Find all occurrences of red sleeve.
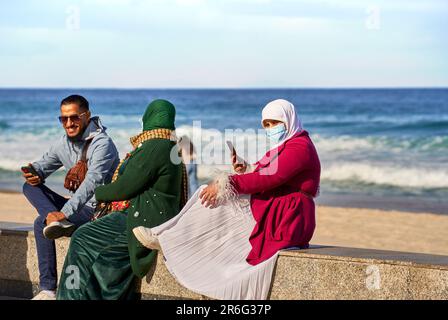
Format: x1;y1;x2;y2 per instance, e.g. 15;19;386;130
230;138;312;195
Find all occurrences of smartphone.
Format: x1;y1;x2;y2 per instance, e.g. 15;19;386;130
226;140;236;157
227;140;244;166
21;165;39;177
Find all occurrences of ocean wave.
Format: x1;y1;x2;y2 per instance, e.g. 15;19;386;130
312;134;448;153
321;162;448;189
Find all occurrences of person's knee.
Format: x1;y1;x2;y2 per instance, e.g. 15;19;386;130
22;182;42;199
22;182;32;197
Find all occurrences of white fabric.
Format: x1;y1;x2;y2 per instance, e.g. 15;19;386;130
151;186;279;300
261;99;303;150
32;290;56;300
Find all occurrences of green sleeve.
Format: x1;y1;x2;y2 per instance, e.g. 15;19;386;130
94;141;162;202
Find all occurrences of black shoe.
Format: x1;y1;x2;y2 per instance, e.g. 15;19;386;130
43;220;76;239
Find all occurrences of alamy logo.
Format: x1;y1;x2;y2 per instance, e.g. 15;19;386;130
65;265;80;290
365;5;381;30
66;5;81;31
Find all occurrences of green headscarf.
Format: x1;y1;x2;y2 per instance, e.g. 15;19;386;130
142;99;176;131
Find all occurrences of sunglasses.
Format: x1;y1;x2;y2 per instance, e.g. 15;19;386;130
58;112;88;124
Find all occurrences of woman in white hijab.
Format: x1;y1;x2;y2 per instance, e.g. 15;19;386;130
261;98;303;148
133;99;321;300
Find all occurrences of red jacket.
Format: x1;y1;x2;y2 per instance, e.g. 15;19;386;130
230;131;321;265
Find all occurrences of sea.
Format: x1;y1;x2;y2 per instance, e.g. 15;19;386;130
0;88;447;214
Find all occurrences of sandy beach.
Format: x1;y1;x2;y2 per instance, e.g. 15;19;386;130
1;191;447;256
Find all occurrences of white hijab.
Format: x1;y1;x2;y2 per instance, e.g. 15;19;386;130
261;99;303;150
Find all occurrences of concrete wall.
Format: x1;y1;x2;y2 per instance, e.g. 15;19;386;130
1;223;447;300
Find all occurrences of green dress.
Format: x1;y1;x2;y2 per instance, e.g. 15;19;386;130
57;100;185;300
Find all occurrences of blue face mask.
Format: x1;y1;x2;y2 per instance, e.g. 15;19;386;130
265;123;287;144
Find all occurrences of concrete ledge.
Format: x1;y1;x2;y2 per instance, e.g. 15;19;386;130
1;223;447;300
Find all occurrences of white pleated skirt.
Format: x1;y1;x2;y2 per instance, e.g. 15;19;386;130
151;185;279;300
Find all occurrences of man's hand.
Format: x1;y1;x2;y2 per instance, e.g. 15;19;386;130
46;211;67;225
23;172;42;186
22;163;42;186
199;183;219;208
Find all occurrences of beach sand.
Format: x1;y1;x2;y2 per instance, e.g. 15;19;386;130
1;191;447;256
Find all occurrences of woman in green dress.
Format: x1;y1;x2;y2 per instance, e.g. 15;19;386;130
56;99;188;300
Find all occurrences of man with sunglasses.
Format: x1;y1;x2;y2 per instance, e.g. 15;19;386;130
21;94;120;300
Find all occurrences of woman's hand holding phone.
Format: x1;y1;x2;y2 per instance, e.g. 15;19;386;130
227;141;247;174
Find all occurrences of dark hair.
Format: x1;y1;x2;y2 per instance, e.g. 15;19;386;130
60;95;89;112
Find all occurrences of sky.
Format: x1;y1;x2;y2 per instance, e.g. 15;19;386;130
0;0;447;88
